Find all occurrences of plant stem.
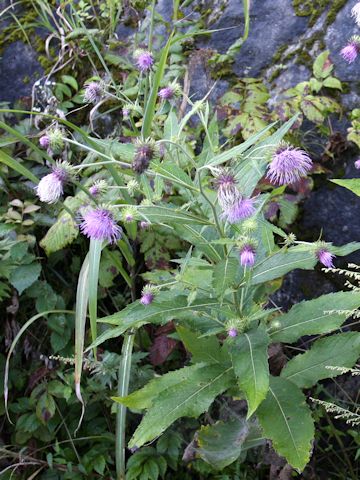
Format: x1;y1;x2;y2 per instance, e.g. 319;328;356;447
116;330;135;480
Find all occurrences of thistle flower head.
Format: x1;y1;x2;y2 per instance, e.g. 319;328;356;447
242;218;258;233
340;36;360;64
80;207;121;243
215;172;240;210
225;317;249;337
133;138;158;174
134;50;154;72
239;244;256;267
284;232;297;247
140;284;157;305
122;206;138;223
84;81;103;104
222;197;256;224
47;128;65;154
355;159;360;170
316;246;335;268
127;178;139;196
39;134;50;149
89;180;107;197
228;328;238;338
158;82;181;101
140;220;151;230
36;161;73;204
266;143;313;186
352;2;360;26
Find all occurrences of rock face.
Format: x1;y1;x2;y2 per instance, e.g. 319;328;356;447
0;41;43;105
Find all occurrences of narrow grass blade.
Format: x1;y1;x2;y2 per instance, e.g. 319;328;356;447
0;150;39;184
74;254;90;435
141;33;174;139
88;239;103;353
116;331;135;480
4;310;73;423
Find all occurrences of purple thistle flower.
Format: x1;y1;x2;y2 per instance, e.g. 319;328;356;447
267;145;313;186
140;291;154;305
140;221;150;230
36;166;68;204
354;159;360;170
135;51;154;72
133;139;157;174
122;108;130;118
228;328;238;338
158;86;174;100
239;244;256;267
84;82;102;104
223;197;256;224
316;248;335;268
39;135;50;149
80;208;121;243
216;173;240;209
89;184;100;196
340;37;360;64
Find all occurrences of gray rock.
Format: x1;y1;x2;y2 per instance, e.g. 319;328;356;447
0;41;43;104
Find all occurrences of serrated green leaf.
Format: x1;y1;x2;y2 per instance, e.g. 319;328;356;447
212;257;239;297
176;326;227;364
269;291;360;343
90;293;220;349
331;178;360;197
114;364;204;410
127;364;234;448
281;332;360;389
152;162;197;192
229;326;270;417
252;250;316;285
313;51;333;79
137;205;211;225
197;419;264;469
257;376;314;472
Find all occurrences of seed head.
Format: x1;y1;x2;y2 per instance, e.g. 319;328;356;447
266;143;312;186
352;2;360;26
84;81;103;104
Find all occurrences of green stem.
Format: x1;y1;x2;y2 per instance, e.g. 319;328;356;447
116;331;135;480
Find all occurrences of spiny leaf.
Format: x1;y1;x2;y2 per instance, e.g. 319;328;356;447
281;332;360;389
257;376;314;472
269;291;360;343
127;364;234;449
228;326;270;417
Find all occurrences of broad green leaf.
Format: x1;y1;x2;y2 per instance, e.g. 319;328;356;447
137;205;211;225
281;332;360;389
331;179;360;197
257;376;314;472
90;293;220;349
174;224;221;262
152;162;197;192
176;326;227;364
127;364;234;448
252;251;316;285
0;150;39;184
9;263;41;295
212;257;239;297
197;419;264;470
313;51;333;79
269;291;360;343
331;241;360;256
61;74;78;91
229;326;270;417
40;197;81;255
36;392;56;425
113;364;204;410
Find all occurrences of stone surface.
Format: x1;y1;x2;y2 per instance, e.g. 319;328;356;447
0;41;43;105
